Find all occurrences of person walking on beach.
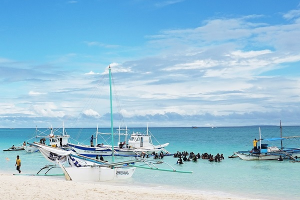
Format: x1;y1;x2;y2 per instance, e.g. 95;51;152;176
15;155;21;173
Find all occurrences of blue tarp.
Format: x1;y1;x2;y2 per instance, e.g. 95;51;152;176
263;138;285;141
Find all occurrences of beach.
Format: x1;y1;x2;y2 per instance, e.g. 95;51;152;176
0;173;256;200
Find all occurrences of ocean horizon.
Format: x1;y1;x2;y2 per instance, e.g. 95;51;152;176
4;124;298;129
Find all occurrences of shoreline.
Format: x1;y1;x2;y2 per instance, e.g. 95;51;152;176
0;173;258;200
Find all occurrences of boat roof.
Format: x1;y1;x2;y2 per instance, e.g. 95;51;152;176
263;137;285;141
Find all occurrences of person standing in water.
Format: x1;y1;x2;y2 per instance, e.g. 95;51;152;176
15;155;21;173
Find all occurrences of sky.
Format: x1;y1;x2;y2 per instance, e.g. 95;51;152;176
1;0;300;128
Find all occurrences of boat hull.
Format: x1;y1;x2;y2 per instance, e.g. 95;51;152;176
236;148;300;160
69;143;169;157
62;165;136;181
3;147;25;151
235;152;281;160
24;145;39;153
68;143;113;156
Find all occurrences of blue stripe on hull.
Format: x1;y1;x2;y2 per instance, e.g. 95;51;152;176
78;154;112;157
68;143;111;152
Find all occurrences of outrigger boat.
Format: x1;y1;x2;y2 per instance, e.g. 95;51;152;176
34;66;191;181
35;143;136;181
235;125;300;161
68;124;170;157
24;124;70;153
35;142;190;181
3;146;25;151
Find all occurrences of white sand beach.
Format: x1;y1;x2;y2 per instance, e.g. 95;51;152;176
0;173;256;200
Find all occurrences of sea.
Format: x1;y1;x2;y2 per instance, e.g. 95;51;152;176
1;126;300;200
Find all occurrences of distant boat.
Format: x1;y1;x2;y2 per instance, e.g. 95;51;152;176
3;146;24;151
192;126;198;128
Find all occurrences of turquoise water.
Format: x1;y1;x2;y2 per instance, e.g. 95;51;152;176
1;126;300;199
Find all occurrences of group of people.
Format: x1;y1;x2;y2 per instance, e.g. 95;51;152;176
10;140;27;150
139;151;167;159
174;151;225;164
95;155;104;161
40;138;46;144
152;151;165;159
208;153;224;162
174;151;200;164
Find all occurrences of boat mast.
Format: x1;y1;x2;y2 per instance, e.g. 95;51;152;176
259;127;262;153
96;124;98;145
125;126;128;143
119;125;121;145
147;123;149;135
280;120;283;149
109;66;115;162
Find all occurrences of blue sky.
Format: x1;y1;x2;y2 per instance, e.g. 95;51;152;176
1;0;300;128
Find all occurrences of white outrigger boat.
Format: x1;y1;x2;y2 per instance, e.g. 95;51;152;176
35;141;190;181
34;66;191;182
235;125;300;161
68;125;170;157
24;124;70;153
35;143;136;181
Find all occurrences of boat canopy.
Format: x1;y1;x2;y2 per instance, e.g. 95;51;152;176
263;138;285;141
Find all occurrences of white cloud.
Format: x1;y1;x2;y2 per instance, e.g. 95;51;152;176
229;50;272;58
84;41;120;48
85;71;99;75
29;91;46;96
155;0;184;7
283;9;300;20
2;7;300;127
0;57;14;63
83;109;100;117
163;59;219;71
31;103;65;118
102;63;132;75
